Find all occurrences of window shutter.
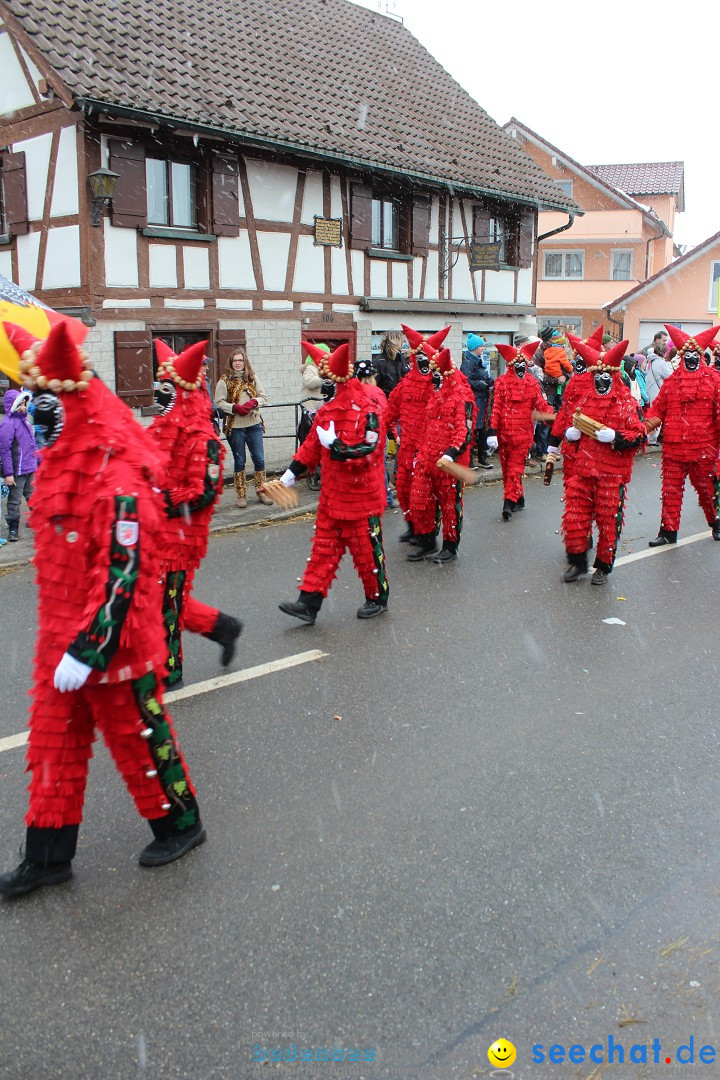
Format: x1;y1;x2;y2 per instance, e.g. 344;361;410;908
410;193;431;257
518;212;535;268
114;329;153;407
2;151;29;236
108;139;148;229
211;153;240;237
473;208;492;242
350;184;372;250
216;329;247;374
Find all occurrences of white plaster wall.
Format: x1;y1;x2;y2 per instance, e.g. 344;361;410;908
370;260;386;298
0;33;34;114
424;252;439;299
43;225;81;289
516;268;533;305
183;246;210;290
391;261;408;300
256;232;291;292
18;45;43;94
452;253;474;301
293;234;324;293
103;221;139;287
412;258;423;299
0;249;12;279
330;176;343;220
301;171;324;225
331;246;348;295
484;269;515;304
49;126;79;218
351;250;365;296
218;233;256;290
149;245;177;288
13;132;52;220
245;159;297;222
16;231;41;290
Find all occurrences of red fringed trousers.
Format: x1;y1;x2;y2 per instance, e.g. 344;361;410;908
499;440;531;502
410;463;463;544
660;456;719;531
301;506;389;602
394;448;415;517
26;675;198;829
564;473;626;569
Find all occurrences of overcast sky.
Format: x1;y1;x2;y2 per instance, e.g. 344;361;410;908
350;0;710;251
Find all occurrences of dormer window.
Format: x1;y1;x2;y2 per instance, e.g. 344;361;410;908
146;158;196;228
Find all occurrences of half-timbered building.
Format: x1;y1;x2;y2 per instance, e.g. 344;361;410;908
0;0;575;464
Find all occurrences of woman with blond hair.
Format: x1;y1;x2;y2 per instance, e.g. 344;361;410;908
376;331;410;398
215;347;272;507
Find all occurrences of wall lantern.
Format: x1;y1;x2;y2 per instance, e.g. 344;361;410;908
88;167;120;226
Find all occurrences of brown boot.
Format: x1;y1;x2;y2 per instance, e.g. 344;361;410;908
234;471;247;508
255;470;273;505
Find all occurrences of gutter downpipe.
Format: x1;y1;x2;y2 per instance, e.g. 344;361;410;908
533;213;575;309
606;306;624;339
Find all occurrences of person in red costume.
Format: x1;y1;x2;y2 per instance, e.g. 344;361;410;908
547;326;606;483
489;342;551;520
0;322;206;898
643;323;720;547
553;338;646;585
277;342;388;623
387;324;450;543
149;339;243;687
406;346;476;564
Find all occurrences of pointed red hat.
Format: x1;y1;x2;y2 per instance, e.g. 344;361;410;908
574;338;629;371
568;326;604;356
665;323;720;354
324;342;351;382
496;342;536;367
155;338;208;390
5;319;92;392
301;340;331;365
401;323;451;356
433;347;454;375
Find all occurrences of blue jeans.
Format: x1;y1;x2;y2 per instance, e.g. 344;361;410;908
227;423;265;472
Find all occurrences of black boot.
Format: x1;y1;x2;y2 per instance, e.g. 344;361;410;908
513;495;525;511
204;612;243;667
398;521;415;543
563;551;588;583
278;590;323;624
139;817;206;868
712;519;720;541
357;598;388;619
649;528;677;547
592;558;612;586
502;499;515;521
0;825;78;898
7;519;19;542
434;542;458;564
477;456;493;470
406;533;437;561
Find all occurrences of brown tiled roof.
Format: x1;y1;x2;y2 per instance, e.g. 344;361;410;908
4;0;575;210
587;162;684;197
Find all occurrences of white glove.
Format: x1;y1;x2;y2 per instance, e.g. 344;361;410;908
565;426;581;442
54;653;92;693
596;427;615;443
365;430;379;445
440;454;453;462
316;421;337;449
487;435;499;451
280;469;296;487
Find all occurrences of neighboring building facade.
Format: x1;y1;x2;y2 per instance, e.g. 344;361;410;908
0;0;575;465
604;231;720;352
504;119;682;341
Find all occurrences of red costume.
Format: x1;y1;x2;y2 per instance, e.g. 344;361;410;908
643;324;720;546
407;347;476;563
0;321;205;897
149;339;242;685
553;339;646;584
278;343;389;622
387;324;449;533
491;342;549;518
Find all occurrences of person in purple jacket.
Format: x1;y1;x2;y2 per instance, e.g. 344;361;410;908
1;388;38;542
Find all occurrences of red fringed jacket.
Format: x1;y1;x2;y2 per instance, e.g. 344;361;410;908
644;365;720;463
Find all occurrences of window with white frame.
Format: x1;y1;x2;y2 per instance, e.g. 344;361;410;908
537;316;582;335
612;250;633;281
709;262;720;313
146;157;197;228
542;250;584;280
371;196;400;250
554;179;573;198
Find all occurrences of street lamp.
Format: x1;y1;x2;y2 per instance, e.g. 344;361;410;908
87;167;119;227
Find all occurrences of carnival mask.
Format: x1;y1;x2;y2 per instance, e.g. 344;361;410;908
683;349;701;372
431;369;443;391
32;391;65;447
416;354;431;376
153;378;177;415
573;358;587;374
514;362;526;379
594;373;612;396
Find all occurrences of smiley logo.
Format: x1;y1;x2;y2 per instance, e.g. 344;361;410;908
488;1039;516;1068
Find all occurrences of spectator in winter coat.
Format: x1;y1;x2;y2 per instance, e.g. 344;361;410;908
460;333;494;468
0;388;37;542
376;332;410;398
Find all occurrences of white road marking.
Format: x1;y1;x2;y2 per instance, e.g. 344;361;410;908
0;650;327;755
615;530;709;567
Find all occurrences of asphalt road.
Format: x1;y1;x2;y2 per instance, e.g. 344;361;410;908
1;455;719;1080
